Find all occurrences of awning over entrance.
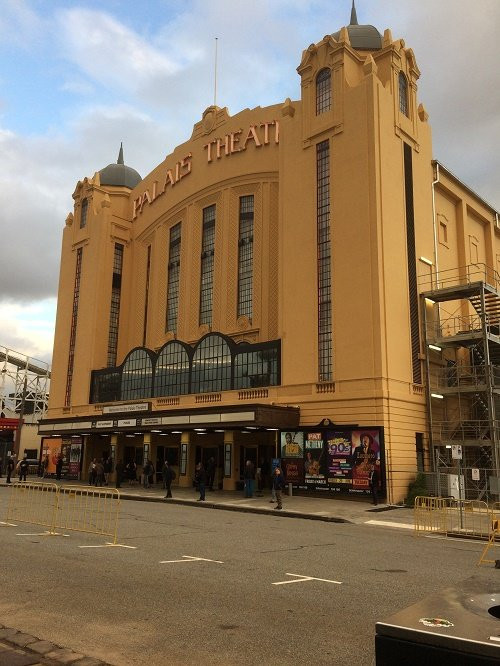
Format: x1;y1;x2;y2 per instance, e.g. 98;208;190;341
38;404;300;436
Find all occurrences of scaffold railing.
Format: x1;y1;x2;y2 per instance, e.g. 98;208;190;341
431;365;500;391
419;263;500;293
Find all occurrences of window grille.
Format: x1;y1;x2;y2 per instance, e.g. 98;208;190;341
191;334;231;393
121;349;153;400
80;198;88;229
107;244;124;367
166;223;181;332
317;140;332;381
155;342;190;397
399;72;409;116
316;68;331;115
65;247;83;406
237;196;254;319
199;205;216;326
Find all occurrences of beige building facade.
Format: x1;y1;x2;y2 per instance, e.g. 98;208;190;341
39;9;500;503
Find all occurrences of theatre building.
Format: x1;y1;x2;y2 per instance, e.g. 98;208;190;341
39;7;500;503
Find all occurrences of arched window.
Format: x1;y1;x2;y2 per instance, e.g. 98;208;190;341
399;72;409;116
155;342;190;397
191;334;231;394
316;68;331;115
121;349;153;400
80;198;88;229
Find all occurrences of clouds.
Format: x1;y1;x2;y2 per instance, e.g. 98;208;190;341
0;0;498;361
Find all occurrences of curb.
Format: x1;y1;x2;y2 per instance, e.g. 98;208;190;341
118;492;352;523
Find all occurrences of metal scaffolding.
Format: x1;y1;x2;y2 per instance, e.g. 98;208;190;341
0;346;51;423
421;263;500;481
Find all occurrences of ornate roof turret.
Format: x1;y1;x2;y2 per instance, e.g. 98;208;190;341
99;143;142;189
332;1;382;51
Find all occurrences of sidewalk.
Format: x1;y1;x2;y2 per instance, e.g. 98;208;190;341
0;624;111;666
0;477;413;526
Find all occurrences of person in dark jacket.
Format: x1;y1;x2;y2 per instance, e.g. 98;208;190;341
6;457;15;484
206;456;216;491
19;456;29;482
195;462;206;501
272;466;286;510
163;461;175;498
369;464;380;506
244;460;256;498
103;457;113;486
55;454;63;480
115;460;124;488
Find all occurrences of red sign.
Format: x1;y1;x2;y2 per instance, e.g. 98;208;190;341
0;418;19;430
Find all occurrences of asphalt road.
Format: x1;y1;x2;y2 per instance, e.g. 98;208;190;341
0;492;494;666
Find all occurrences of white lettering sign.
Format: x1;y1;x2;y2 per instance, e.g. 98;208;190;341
103;403;149;414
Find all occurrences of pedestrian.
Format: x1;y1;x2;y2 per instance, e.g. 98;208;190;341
163;460;175;499
206;456;216;491
103;457;113;486
195;462;206;501
272;466;286;510
41;455;49;478
55;454;63;480
18;455;29;482
115;459;124;489
88;459;97;485
244;459;255;498
95;459;105;487
369;464;380;506
6;456;14;484
126;460;137;486
143;459;152;489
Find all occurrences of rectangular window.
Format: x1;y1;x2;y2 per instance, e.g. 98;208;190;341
317;141;332;381
65;247;83;406
237;196;254;319
80;198;88;229
199;205;216;326
107;243;124;367
404;142;422;384
166;223;181;332
143;245;151;347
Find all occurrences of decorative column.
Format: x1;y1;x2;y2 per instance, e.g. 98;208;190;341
178;431;195;487
223;430;240;490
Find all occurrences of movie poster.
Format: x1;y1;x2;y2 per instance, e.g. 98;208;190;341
280;431;304;458
304;433;327;487
327;432;353;488
350;429;381;491
282;458;304;484
69;437;82;478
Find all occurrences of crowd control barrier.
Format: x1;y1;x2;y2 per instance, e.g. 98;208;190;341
478;502;500;566
4;482;121;544
414;496;492;540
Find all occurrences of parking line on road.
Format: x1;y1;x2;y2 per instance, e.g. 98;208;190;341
78;543;137;549
16;531;70;537
0;521;18;526
364;520;413;529
273;573;342;586
159;555;224;564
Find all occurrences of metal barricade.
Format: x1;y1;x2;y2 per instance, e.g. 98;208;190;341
5;482;58;528
3;482;121;543
478;504;500;565
445;499;490;539
54;486;120;543
414;496;448;536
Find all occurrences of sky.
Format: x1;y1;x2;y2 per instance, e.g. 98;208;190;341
0;0;499;365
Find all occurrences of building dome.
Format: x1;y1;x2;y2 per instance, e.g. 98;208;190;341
99;144;142;189
332;1;382;51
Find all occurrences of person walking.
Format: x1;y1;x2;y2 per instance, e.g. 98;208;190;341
18;456;29;482
369;464;380;506
272;466;286;510
55;454;63;480
244;460;255;498
206;456;216;491
115;459;124;489
95;459;105;487
103;457;113;486
6;456;15;484
126;460;137;486
163;460;175;498
195;462;206;501
143;460;152;489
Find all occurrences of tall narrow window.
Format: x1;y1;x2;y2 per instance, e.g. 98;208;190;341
317;141;332;381
237;196;254;319
107;243;124;367
316;68;331;115
404;142;421;384
166;223;181;332
399;72;409;116
65;247;83;406
80;198;88;229
199;205;216;326
143;245;151;346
